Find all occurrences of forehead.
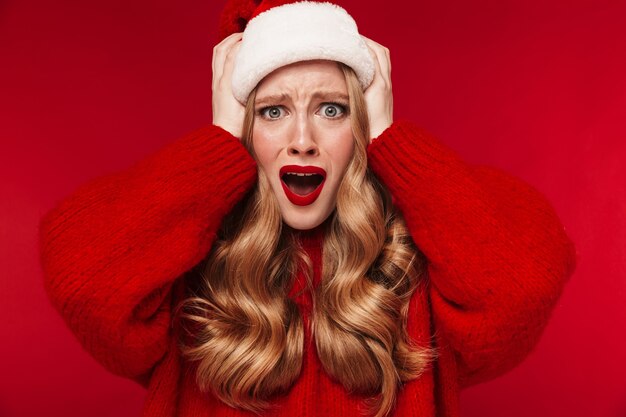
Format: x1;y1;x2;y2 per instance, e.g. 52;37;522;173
255;60;347;98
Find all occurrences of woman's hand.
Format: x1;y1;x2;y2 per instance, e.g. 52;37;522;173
362;36;393;143
211;32;245;140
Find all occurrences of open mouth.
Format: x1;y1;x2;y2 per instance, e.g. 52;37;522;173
279;165;326;206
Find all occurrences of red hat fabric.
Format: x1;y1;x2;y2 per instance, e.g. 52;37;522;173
218;0;325;41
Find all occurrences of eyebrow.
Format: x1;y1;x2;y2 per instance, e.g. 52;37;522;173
255;91;349;106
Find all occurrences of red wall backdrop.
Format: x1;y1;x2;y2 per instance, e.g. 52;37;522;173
1;0;625;416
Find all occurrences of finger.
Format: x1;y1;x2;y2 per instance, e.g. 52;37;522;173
374;46;391;83
212;32;243;89
220;41;242;89
213;32;243;60
363;39;384;90
362;36;391;84
374;45;391;88
213;32;243;86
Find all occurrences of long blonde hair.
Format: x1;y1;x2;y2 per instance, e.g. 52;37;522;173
177;62;436;417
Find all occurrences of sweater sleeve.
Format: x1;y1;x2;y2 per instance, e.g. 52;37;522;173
367;120;577;388
38;125;257;385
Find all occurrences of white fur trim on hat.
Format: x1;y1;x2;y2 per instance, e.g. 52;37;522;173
231;1;375;104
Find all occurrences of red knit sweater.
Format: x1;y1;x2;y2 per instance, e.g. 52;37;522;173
39;120;577;417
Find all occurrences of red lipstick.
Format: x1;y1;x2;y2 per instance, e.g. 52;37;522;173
279;165;326;206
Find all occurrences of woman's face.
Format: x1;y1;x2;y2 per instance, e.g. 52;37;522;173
252;60;354;231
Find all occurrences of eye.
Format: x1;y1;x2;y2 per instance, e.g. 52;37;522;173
259;106;285;120
319;103;347;119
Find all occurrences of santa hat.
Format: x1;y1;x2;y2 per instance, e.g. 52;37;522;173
218;0;375;104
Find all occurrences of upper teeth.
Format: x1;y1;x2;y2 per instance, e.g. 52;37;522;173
286;172;316;176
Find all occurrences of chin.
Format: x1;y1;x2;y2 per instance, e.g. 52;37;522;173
281;208;332;231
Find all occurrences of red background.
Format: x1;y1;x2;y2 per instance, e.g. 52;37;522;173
1;0;625;416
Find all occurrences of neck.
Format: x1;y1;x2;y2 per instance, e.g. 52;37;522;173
285;218;329;249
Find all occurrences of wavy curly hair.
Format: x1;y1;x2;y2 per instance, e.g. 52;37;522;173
177;62;436;417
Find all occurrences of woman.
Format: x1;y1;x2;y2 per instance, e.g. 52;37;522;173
39;1;577;416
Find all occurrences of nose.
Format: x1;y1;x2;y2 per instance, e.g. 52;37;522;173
287;115;319;157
